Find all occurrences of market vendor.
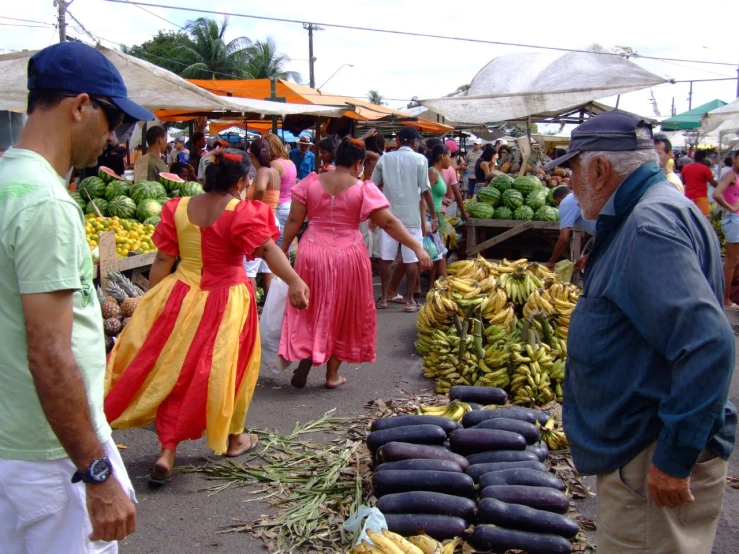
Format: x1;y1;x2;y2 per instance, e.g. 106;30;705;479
133;125;168;182
545;186;596;269
546;110;735;554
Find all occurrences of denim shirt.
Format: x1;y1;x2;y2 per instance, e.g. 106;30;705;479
289;149;315;181
565;178;737;478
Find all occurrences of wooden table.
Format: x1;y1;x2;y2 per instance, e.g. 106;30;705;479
466;219;583;261
93;252;156;281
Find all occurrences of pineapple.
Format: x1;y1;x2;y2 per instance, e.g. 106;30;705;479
104;318;122;337
122;317;132;328
121;298;139;318
105;336;115;353
107;270;143;317
101;299;121;320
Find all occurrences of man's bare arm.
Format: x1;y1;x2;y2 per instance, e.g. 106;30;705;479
22;290;105;469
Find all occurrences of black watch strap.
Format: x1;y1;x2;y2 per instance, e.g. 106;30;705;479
72;457;113;484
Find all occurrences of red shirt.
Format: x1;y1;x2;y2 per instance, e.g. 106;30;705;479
681;163;713;200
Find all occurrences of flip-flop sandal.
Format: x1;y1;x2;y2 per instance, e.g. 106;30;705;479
291;359;312;389
325;377;348;389
404;300;420;313
388;294;405;304
376;297;388;309
148;465;173;488
225;433;260;457
724;303;739;311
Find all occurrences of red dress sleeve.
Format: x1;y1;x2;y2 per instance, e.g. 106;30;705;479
360;180;390;222
291;172;317;204
230;200;280;260
152;197;181;257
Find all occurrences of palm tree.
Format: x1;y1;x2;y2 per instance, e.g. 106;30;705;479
175;17;252;79
243;38;302;83
367;90;385;106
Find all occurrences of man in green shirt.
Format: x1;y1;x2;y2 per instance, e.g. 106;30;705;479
133;125;168;182
0;42;153;553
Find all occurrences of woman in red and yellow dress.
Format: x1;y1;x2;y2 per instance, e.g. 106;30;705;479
104;149;309;485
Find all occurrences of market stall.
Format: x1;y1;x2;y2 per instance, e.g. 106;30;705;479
466;219;583;261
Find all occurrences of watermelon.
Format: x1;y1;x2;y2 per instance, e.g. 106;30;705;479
513;205;535;220
547;185;568;207
98;166;122;184
68;191;87;211
477;186;501;207
502;188;524;210
512;176;538;196
78;176;107;199
136;199;162;222
168;190;180;199
107;196;137;219
104;180;131;202
85;198;109;217
131;181;167;204
494;206;513;220
490;174;514;192
144;215;161;227
468;202;495;219
160;172;185;192
180;181;204;197
535;206;560;222
525;190;547;211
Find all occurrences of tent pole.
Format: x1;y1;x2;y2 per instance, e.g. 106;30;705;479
615;95;621;109
142;122;148;155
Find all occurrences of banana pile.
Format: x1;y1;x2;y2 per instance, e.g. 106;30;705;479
418;400;472;422
350;530;459;554
539;416;570;451
417;257;581;406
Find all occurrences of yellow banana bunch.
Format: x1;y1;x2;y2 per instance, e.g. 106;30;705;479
365;530;425;554
526;262;557;281
523;288;556;318
509;344;557;406
408;535;443;554
351;539;385;553
418;400;471;422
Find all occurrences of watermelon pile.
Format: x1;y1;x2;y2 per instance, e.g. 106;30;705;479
513;205;535;220
78;176;107;200
512;176;539;196
493;206;513;220
525;190;547;211
180;181;204;197
489;174;514;192
502;189;524;210
468;202;495;219
535;206;560;222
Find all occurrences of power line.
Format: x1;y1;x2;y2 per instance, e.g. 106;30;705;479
102;0;739;68
0;22;55;28
121;0;186;31
0;16;56;26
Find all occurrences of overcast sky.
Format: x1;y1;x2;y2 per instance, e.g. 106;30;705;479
3;0;738;124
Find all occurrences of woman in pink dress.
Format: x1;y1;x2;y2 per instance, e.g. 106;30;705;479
280;137;432;388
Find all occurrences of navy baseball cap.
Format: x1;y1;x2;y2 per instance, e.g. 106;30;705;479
545;110;654;170
28;42;154;122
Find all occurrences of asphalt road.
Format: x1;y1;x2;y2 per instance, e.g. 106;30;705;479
115;296;739;554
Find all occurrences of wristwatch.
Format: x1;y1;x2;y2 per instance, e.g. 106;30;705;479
71;457;113;484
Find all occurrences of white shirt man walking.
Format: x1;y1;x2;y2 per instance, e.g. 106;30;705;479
372;126;437;312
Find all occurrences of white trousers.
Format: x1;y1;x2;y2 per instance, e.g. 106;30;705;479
0;438;135;554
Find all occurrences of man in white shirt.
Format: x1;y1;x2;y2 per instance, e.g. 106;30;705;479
371;126;437;312
546;187;596;269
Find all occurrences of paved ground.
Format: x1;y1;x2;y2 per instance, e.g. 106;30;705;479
116;295;739;554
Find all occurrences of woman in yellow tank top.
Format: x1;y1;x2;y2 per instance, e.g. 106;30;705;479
245;138;280;293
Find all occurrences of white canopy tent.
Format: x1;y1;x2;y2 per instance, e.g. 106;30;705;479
0;45;345;119
419;44;666;125
702;98;739;135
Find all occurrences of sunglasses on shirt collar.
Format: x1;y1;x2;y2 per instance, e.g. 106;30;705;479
64;93;125;132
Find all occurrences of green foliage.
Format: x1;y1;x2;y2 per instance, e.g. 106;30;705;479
243;38;302;82
367;90;385;106
121;31;189;74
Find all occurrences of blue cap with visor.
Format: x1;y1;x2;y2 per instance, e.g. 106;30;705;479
27;42;154;123
545;110;654;170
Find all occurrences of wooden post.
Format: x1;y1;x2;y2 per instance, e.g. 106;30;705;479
98;231;118;291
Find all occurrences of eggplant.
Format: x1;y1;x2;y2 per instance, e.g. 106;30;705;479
384;514;468;541
472;417;541;445
479;485;570;514
477;498;580;538
466;460;548;482
449;429;526;455
466;450;540;465
367;425;447;453
371;414;462;434
449;385;507;405
372;470;475;498
467;402;484;410
479;468;565;491
378;442;470;470
470;524;573;554
375;459;463;473
376;491;476;520
527;441;550;462
462;407;546;427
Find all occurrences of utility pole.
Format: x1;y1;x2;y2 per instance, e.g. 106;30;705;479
688;81;693;110
736;61;739;99
303;23;323;89
56;0;70;43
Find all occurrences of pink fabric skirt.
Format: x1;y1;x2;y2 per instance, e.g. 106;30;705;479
279;234;376;365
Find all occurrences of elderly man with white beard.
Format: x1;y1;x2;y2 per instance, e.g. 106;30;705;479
546;110;736;554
